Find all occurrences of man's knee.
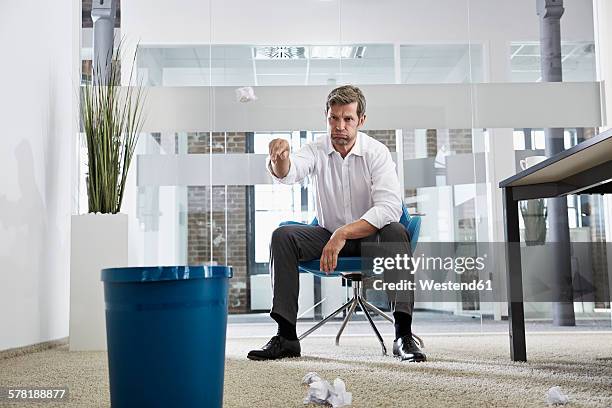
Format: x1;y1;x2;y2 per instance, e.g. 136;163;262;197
271;225;293;244
379;222;408;242
271;225;302;249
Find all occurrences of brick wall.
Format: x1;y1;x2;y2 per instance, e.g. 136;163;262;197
187;132;249;313
367;129;396;150
426;129;438;157
449;129;473;154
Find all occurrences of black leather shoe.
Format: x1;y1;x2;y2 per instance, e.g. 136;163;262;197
247;335;301;361
393;335;426;362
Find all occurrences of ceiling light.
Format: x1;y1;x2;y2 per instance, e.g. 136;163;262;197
309;46;366;59
253;46;306;59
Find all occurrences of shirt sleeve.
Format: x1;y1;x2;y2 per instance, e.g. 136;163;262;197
360;147;403;229
266;143;316;185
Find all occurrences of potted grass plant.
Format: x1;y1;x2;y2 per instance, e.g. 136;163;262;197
82;42;145;213
70;42;146;351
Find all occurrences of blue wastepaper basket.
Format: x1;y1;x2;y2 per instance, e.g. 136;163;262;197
101;265;232;408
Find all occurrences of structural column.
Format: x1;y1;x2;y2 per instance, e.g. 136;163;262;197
537;0;575;326
91;0;117;84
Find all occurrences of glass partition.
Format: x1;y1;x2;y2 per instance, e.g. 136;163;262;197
105;0;610;332
466;0;609;330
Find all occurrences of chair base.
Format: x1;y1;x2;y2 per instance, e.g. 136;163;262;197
298;278;425;356
298;279;395;356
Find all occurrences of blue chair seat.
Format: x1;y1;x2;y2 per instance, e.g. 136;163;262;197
297;257;363;278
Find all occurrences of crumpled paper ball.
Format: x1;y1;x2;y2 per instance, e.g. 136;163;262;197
302;372;323;385
302;372;352;408
235;86;258;103
546;386;569;405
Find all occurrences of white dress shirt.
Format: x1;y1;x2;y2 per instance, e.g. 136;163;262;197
267;132;402;233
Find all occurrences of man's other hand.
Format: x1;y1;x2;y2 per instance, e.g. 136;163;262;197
320;231;347;274
269;138;290;163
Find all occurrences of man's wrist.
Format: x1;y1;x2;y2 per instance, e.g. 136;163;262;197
333;227;348;240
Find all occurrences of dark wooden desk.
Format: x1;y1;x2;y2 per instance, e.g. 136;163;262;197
499;128;612;361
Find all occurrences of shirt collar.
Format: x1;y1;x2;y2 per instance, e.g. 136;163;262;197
326;132;364;157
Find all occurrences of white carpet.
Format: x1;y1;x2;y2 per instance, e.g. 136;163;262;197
225;332;612;407
1;332;611;407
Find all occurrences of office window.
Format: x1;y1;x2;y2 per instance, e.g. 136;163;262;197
137;44;395;86
400;44;483;84
510;41;596;82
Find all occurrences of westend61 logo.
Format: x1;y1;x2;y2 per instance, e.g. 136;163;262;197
372;253;487;275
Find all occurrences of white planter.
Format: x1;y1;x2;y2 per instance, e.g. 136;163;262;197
70;213;128;351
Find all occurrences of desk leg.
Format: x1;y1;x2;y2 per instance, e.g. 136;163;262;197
503;187;526;362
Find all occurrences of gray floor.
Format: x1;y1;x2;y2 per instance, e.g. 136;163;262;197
227;310;612;339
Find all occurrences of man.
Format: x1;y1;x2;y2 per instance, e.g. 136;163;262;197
247;85;425;362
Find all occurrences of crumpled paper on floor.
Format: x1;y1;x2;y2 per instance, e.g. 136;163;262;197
235;86;258;103
546;386;569;405
302;372;352;407
302;372;323;385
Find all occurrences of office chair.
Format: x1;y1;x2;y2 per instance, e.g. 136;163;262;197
279;205;423;356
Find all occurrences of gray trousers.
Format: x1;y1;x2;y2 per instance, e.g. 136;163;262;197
270;222;414;325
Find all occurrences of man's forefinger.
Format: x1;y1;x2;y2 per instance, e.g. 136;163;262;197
321;254;330;274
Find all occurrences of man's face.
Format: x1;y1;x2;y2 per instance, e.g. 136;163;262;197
326;102;365;150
